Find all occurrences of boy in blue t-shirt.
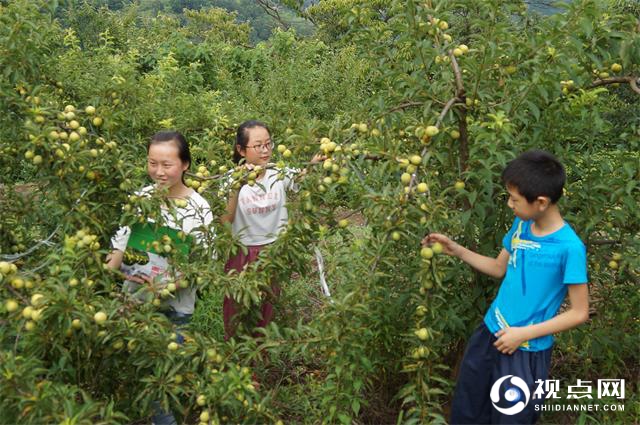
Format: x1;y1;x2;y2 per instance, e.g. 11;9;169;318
423;150;589;424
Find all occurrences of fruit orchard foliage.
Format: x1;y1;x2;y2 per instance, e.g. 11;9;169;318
0;0;639;423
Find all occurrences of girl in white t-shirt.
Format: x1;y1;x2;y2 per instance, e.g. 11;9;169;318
106;131;212;425
106;131;213;317
221;120;319;339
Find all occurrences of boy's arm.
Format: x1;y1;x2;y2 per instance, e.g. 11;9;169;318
458;247;510;279
493;283;589;355
422;233;509;279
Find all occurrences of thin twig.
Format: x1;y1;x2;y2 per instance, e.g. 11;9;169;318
383;101;424;115
588;239;621;246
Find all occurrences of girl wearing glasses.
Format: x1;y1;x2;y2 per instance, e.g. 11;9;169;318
221;120;318;339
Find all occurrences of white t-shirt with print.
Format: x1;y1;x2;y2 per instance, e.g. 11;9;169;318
111;185;213;314
232;168;297;246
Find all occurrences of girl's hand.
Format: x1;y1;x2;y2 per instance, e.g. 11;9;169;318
493;327;530;355
421;233;462;257
124;273;154;285
297;154;327;177
310;153;326;164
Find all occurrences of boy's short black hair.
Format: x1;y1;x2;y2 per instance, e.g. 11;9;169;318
502;150;566;204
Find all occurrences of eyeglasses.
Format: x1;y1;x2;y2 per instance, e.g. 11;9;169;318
245;140;274;152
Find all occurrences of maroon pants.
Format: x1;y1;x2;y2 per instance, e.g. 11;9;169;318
223;245;281;340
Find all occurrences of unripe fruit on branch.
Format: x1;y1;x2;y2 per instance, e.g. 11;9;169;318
93;311;107;325
421;247;434;259
196;395;207;406
22;306;34;319
11;278;24;289
425;126;439;137
31;294;45;307
5;299;18;313
0;262;13;275
415;328;429;340
30;309;43;322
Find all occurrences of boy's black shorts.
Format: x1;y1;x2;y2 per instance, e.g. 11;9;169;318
451;323;552;424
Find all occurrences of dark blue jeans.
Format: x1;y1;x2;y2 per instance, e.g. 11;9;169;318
151;311;192;425
450;323;551;424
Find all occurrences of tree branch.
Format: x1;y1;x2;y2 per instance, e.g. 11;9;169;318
436;96;459;128
256;0;290;30
449;52;465;97
590;76;640;95
448;51;469;171
455;108;469;172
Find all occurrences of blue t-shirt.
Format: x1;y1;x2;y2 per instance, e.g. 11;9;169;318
484;217;588;351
